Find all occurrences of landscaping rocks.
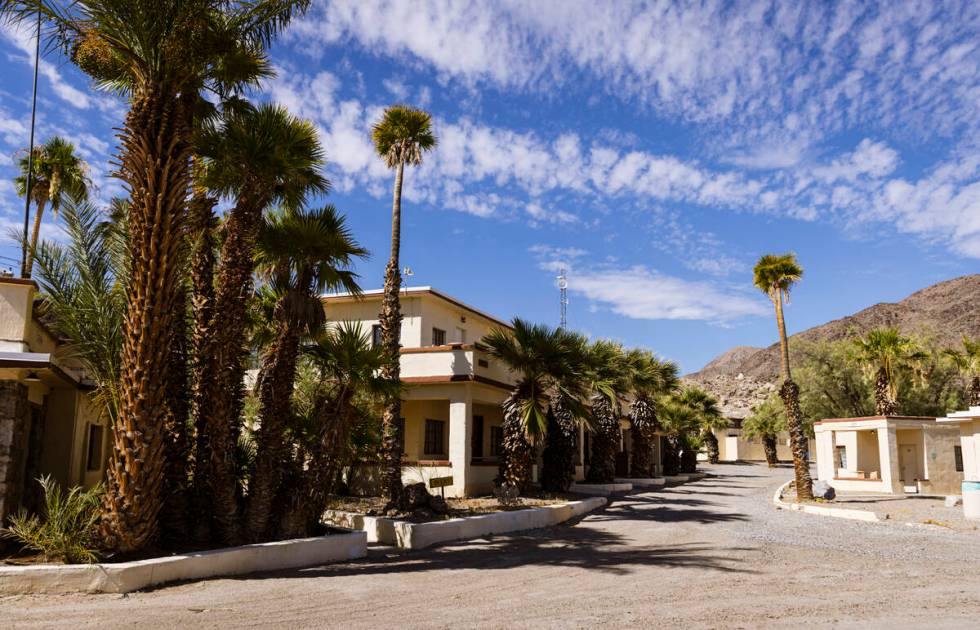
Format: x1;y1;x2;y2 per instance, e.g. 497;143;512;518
812;480;836;500
944;495;962;508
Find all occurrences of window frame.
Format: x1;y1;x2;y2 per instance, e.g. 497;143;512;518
424;419;446;456
954;445;964;473
489;425;503;457
431;327;446;346
371;324;383;348
85;424;104;472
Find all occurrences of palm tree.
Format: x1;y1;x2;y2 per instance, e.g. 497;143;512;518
244;205;366;541
277;323;397;538
196;103;327;544
15;136;90;276
852;328;927;415
753;253;812;500
681;387;728;464
539;331;589;492
371;105;436;506
2;0;311;552
742;395;785;467
657;395;698;476
626;350;679;478
483;320;579;492
583;341;628;484
943;336;980;407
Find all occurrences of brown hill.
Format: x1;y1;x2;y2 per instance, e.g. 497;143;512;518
686;274;980;418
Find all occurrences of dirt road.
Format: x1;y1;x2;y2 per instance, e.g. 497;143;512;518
4;464;980;628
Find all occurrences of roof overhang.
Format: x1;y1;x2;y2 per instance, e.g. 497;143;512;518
0;351;85;388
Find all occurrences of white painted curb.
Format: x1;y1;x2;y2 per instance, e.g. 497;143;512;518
0;531;367;595
569;482;632;495
615;477;666;487
325;497;606;550
772;480;881;522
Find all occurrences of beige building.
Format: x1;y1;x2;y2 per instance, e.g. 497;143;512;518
713;421;815;463
813;415;962;495
0;278;104;522
323;286;651;497
937;406;980;519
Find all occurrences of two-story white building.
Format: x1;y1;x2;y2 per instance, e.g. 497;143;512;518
322;286;637;497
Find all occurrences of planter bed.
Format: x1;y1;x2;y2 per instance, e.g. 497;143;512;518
0;531;367;595
324;497;606;550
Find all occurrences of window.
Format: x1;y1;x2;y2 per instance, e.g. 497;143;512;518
424;419;445;455
371;324;383;348
955;446;964;472
86;424;104;471
471;415;484;458
836;445;847;469
455;327;467;343
490;425;503;457
432;327;446;346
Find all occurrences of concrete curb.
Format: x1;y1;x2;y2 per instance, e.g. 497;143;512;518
569;482;632;495
0;531;367;595
325;497;606;550
772;480;881;522
615;477;666;487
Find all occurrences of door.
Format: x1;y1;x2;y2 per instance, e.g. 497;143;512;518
725;436;739;461
898;445;917;481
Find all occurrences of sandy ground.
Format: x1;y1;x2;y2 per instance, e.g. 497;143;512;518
819;493;980;532
4;463;980;629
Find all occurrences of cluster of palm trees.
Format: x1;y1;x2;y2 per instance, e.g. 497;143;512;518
480;320;725;492
2;0;438;555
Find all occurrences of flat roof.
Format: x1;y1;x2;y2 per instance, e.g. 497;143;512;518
938;406;980;423
321;286;513;331
814;415;937;425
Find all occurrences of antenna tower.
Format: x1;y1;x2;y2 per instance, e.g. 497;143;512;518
557;267;568;329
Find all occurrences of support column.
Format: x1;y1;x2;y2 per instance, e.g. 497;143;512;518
448;385;473;497
815;429;835;481
878;426;902;493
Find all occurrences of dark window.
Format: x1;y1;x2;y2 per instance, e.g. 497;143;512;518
424;419;445;455
86;424;104;471
432;327;446;346
472;415;484;458
836;445;847;469
372;324;383;348
490;425;503;457
954;446;964;473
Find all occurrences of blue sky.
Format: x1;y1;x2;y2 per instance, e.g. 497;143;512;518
1;1;978;373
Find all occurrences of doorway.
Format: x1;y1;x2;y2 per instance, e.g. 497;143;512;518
898;445;918;482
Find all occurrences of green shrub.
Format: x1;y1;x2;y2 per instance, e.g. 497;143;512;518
2;476;103;564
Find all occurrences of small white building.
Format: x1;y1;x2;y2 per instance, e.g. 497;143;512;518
813;415;962;495
937;406;980;519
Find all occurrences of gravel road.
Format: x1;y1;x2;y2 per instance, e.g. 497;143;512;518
4;463;980;628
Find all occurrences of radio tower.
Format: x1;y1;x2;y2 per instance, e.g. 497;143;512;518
557;267;568;329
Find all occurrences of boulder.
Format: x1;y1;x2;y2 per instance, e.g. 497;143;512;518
402;482;432;510
812;480;836;500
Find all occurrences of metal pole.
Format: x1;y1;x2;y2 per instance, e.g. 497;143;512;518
21;11;41;278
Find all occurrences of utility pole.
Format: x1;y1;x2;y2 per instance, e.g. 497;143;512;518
21;11;42;278
557;267;568;329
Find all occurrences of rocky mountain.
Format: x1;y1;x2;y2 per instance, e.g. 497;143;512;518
686;274;980;419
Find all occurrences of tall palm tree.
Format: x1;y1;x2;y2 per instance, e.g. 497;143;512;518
371;105;436;506
2;0;311;552
583;341;628;484
278;323;397;538
681;386;728;464
943;336;980;407
15;136;90;276
244;205;366;541
539;331;589;492
753;253;812;500
852;328;927;415
742;394;785;467
197;104;327;544
627;350;679;478
482;320;579;492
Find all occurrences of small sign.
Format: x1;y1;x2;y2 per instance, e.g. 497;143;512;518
429;475;454;489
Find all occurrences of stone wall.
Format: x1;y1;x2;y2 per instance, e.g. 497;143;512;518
0;381;31;522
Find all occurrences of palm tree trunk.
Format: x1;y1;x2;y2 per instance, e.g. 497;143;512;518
703;430;720;464
772;293;813;500
970;376;980;407
585;395;619;484
763;435;778;467
629;397;658;477
160;282;192;543
379;161;405;506
874;367;898;415
188;189;218;543
662;435;680;476
780;379;813;500
245;309;303;541
201;189;268;545
23;195;48;277
101;85;191;552
541;399;576;492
